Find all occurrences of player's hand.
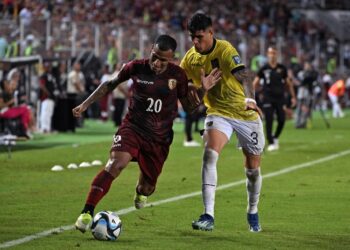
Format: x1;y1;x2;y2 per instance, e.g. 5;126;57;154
245;99;263;118
72;103;87;118
187;85;201;107
201;68;222;91
291;97;297;108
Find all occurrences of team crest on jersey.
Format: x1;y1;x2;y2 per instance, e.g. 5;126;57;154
233;55;241;64
168;79;177;90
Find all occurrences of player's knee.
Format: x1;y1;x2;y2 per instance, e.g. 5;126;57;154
244;151;261;168
245;168;261;181
104;158;127;177
203;148;219;168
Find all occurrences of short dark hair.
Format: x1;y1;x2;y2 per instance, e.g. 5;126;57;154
155;35;177;52
187;13;212;33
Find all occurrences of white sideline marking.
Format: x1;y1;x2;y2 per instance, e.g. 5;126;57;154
1;149;350;249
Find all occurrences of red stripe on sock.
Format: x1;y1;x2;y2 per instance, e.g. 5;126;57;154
86;170;115;207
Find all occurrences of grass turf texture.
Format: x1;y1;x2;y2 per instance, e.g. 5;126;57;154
0;111;349;249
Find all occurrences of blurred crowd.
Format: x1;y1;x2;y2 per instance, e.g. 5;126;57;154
1;0;349;67
0;0;349;140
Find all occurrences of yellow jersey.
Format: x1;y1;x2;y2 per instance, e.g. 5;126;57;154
180;39;258;121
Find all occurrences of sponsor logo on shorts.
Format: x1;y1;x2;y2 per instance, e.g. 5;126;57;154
168;79;177;90
113;135;122;147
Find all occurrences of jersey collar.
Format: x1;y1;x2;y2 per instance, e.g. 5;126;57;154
200;38;216;55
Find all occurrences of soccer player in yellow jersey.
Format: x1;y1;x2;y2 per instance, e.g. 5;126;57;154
180;13;265;232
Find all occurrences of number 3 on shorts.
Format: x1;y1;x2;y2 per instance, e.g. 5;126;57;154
251;132;258;145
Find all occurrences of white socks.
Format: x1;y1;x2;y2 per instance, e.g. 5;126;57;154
202;148;219;218
245;167;262;214
202;149;262;217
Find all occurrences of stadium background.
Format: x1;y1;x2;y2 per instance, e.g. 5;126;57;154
1;0;350;71
1;0;350;131
0;1;350;249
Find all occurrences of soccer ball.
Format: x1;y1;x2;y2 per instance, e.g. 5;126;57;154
91;211;122;241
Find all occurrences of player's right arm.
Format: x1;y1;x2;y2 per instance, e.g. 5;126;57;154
39;77;50;97
73;63;131;117
253;67;265;92
0;96;5;109
252;76;260;91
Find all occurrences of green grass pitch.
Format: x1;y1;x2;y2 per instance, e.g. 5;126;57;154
0;111;349;249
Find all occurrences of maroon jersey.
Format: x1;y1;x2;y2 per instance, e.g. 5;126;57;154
118;59;188;144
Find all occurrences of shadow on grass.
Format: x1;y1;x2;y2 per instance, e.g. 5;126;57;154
75;130;115;136
0;120;117;155
176;230;238;244
0;142;71;154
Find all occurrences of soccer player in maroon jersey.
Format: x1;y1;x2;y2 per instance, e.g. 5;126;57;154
73;34;222;233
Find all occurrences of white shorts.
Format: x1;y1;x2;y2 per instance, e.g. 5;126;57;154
204;115;265;155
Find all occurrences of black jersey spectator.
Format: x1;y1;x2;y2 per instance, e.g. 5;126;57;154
253;46;296;151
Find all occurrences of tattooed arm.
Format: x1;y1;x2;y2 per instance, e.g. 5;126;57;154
233;67;263;117
234;67;255;99
72;71;122;118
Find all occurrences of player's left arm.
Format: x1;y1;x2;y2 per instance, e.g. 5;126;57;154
178;56;199;112
222;45;262;116
233;68;263;117
180;68;222;113
286;75;297;107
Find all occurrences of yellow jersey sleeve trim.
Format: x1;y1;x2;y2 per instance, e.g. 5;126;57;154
222;45;245;72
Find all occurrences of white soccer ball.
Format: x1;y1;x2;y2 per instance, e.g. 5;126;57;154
91;211;122;241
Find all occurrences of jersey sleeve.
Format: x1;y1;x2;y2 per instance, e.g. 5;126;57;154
116;61;134;83
281;65;288;79
257;66;264;78
179;57;187;70
222;45;245;74
176;68;188;99
180;54;194;82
